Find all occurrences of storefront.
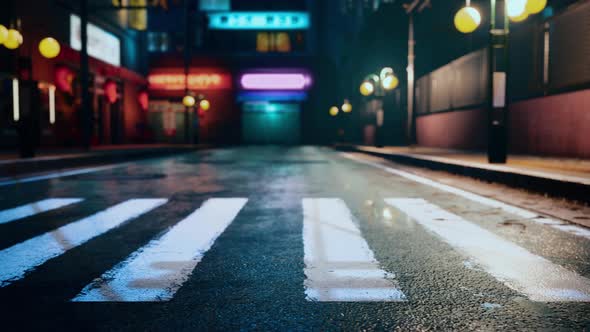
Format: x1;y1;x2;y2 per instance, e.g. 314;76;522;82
237;69;311;145
147;68;237;144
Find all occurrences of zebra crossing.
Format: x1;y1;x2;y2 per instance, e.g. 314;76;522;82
0;195;589;303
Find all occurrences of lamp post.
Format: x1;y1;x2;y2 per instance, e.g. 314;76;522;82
359;67;399;147
454;0;547;163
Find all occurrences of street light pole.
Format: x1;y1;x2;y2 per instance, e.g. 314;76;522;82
487;0;509;163
80;0;91;150
407;14;415;145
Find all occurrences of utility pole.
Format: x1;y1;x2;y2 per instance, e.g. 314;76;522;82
80;0;91;150
407;14;415;144
487;0;509;163
183;0;191;144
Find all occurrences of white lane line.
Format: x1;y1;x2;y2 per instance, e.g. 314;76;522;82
386;198;590;302
0;198;83;225
0;165;118;187
302;198;405;302
73;198;248;302
0;199;167;287
342;153;590;240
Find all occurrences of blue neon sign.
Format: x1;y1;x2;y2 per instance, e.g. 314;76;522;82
208;12;310;30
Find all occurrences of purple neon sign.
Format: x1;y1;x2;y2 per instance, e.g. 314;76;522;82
240;73;312;90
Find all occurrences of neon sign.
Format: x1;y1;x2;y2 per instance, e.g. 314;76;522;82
148;72;232;90
208;12;310;30
240;73;312;91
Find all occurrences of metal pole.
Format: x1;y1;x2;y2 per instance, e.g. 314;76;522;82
407;14;416;145
183;0;191;144
487;0;508;163
80;0;92;150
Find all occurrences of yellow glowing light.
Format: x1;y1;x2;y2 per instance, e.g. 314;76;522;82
39;37;61;59
506;0;527;18
0;25;8;45
199;99;210;111
342;100;352;113
182;95;196;107
382;75;399;90
526;0;547;14
329;106;339;116
360;81;374;96
510;10;529;22
4;29;21;49
454;6;481;34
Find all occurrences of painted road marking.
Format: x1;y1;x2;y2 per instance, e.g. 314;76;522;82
0;199;167;287
302;198;405;302
342;153;590;240
73;198;248;302
0;198;83;225
386;198;590;302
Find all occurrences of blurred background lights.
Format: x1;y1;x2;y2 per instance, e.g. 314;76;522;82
506;0;527;18
329;106;339;116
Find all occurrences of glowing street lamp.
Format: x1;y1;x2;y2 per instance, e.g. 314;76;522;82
39;37;61;59
0;25;8;45
329;106;339;117
454;3;481;33
360;81;375;96
182;95;196;107
341;99;352;113
453;0;547;164
4;29;22;49
199;99;210;111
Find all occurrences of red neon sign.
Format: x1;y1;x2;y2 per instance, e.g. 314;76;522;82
148;72;232;91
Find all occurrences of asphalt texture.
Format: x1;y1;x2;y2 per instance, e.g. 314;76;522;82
0;146;589;331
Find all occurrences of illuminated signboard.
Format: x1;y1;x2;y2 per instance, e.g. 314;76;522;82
148;72;232;90
70;15;121;66
240;73;312;91
208;12;310;30
243;102;300;113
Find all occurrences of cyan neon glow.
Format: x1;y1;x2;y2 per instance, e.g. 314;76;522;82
240;73;312;90
237;91;308;102
208;12;309;30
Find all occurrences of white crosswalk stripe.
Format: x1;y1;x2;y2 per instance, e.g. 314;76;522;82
73;198;248;302
0;198;83;225
0;199;167;287
386;198;590;302
302;198;406;302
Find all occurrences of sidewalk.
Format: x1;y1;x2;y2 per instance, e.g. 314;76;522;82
0;144;206;177
339;145;590;204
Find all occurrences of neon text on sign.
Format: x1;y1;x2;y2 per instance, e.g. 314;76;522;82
208;12;310;30
148;73;232;90
240;73;312;91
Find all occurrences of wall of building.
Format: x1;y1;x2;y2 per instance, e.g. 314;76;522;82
416;88;590;157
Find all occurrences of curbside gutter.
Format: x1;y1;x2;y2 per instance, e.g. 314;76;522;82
336;145;590;205
0;146;209;178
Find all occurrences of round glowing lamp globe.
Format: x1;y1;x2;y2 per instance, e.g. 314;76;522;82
454;6;481;34
526;0;547;14
506;0;527;18
382;75;399;90
342;100;352;113
39;37;61;59
4;29;21;49
329;106;339;117
182;95;196;107
0;25;8;45
199;99;210;111
360;81;374;96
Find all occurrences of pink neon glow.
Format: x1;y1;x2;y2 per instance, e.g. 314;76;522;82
240;73;311;90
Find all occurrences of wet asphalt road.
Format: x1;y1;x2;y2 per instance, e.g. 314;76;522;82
0;146;589;331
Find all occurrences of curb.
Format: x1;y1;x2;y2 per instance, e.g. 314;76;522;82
337;145;590;205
